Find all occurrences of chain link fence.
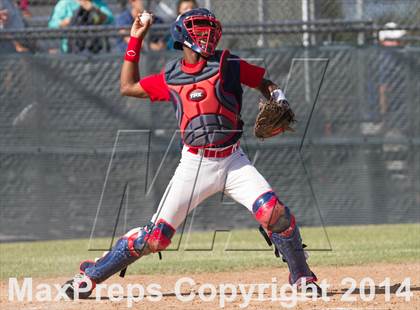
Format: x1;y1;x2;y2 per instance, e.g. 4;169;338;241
20;0;420;27
1;0;420;53
0;46;419;241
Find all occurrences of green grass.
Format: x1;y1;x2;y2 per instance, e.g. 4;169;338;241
0;224;419;280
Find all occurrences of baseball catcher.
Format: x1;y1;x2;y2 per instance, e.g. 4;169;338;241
63;8;317;299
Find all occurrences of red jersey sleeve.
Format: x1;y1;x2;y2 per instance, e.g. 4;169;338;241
239;59;266;88
139;73;171;102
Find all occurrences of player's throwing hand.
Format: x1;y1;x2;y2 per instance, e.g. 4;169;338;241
131;11;153;39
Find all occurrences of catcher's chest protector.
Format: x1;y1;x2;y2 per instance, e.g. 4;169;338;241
165;50;243;148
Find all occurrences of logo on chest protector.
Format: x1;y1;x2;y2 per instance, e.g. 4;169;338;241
189;88;207;102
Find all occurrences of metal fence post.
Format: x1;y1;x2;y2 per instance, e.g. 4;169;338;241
302;0;310;47
356;0;365;45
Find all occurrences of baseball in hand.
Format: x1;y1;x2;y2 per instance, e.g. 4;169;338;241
140;12;152;24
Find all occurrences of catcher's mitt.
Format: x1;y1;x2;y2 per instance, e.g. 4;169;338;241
254;98;296;139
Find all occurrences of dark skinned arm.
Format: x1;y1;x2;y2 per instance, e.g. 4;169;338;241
120;56;148;97
255;78;279;100
120;12;152;98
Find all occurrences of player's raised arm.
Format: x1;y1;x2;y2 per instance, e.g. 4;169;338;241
119;12;153;98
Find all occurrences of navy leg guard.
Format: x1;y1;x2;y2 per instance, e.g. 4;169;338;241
83;220;175;284
83;238;141;284
270;207;315;285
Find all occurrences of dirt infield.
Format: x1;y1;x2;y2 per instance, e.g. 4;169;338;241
1;263;419;310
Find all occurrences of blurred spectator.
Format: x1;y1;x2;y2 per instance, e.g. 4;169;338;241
48;0;114;53
167;0;197;50
378;23;406;120
148;15;166;51
116;0;166;52
0;0;28;53
17;0;30;18
378;22;406;47
363;22;407;136
177;0;197;15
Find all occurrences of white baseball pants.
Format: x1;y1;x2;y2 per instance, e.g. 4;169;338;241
150;146;273;229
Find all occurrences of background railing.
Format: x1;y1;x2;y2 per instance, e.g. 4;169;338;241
1;0;420;52
15;0;420;28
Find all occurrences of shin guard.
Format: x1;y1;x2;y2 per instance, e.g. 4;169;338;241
270;207;316;285
83;220;175;284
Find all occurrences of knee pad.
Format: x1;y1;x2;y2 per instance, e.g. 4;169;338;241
145;219;176;253
252;191;293;234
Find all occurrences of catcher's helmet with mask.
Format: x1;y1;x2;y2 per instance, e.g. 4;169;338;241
171;8;222;58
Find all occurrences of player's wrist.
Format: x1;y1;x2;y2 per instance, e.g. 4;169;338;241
270;89;287;103
124;36;143;63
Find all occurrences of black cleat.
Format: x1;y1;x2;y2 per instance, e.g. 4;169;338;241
62;274;95;299
295;272;323;298
303;281;323;298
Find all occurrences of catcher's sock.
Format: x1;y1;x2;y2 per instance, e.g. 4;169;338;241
270;224;314;285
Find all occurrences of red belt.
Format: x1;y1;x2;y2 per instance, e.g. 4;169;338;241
188;142;240;158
